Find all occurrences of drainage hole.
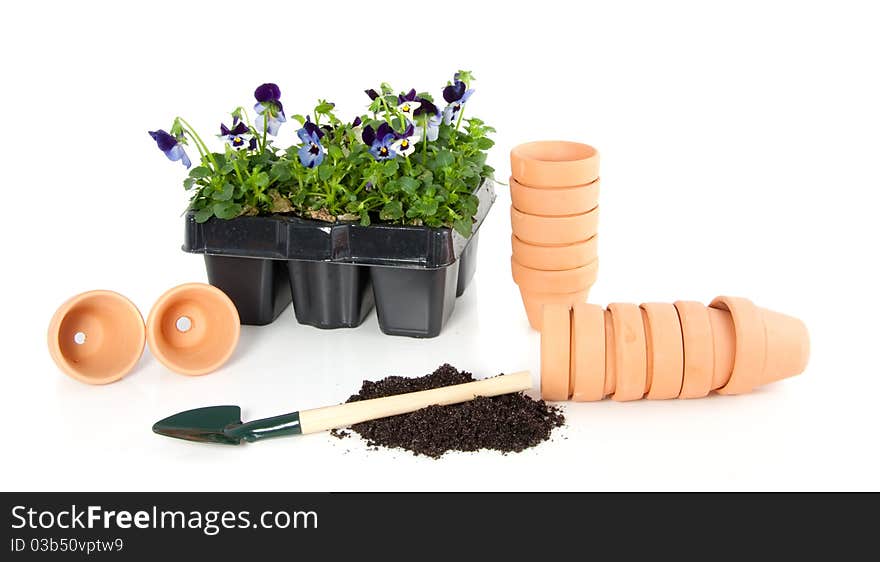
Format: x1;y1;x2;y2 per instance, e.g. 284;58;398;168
176;316;193;333
73;332;87;345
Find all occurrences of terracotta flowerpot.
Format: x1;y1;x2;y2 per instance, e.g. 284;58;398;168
571;303;605;401
509;177;599;216
759;307;810;386
710;296;810;394
708;296;766;395
146;283;240;376
707;307;735;390
511;257;598;294
607;303;648;401
510;141;599;188
674;301;715;399
540;304;571;401
603;309;616;397
510;206;599;246
511;235;598;271
518;288;591;331
47;290;146;385
640;303;684;400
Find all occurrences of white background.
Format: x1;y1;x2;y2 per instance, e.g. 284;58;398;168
1;0;877;491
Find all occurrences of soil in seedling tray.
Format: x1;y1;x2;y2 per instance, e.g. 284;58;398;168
331;364;565;458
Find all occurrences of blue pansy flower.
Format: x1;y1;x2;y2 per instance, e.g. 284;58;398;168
362;122;396;161
441;79;475;125
219;118;256;151
253;83;286;135
391;122;420;157
149;129;191;168
296;116;325;168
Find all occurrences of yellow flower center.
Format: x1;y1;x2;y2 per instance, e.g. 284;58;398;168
380;147;388;155
402;104;410;112
401;140;409;148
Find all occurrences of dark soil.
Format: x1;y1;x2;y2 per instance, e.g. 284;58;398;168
331;364;565;458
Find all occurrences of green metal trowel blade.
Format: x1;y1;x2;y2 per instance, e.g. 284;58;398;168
152;405;244;445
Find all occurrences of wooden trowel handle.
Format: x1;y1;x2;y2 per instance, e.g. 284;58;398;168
298;371;533;435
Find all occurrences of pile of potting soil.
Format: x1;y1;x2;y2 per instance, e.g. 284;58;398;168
331;364;565;458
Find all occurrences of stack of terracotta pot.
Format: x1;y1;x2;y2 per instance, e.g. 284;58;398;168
509;141;600;330
540;297;810;401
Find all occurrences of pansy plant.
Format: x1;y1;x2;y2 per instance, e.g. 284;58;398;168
150;70;494;235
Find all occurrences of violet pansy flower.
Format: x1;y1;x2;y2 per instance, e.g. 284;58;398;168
362;123;396;161
441;79;475;125
391;123;420;157
219;118;256;151
253;83;286;135
296;116;325;168
148;129;191;168
396;88;422;122
413;98;441;142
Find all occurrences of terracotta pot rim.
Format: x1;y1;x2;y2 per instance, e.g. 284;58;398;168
640;303;684;400
608;303;648;402
510;204;599;220
571;303;605;402
47;290;146;385
541;304;571;401
511;141;598;165
509;176;600;191
674;300;715;399
511;233;598;249
511;257;599;292
146;283;241;376
709;296;765;395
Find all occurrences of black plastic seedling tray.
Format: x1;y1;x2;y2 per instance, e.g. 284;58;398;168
183;179;495;337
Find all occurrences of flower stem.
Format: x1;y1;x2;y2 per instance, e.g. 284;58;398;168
177;117;218;171
455;104;466;133
422;114;428;155
226;147;245;184
261;113;268;154
378;95;395;127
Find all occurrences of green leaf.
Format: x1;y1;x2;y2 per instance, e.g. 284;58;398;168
189;166;212;178
382;159;400;176
252;172;270;188
360;212;371;226
270;161;291;181
379;200;403;220
476;138;495;150
455;70;476;85
194;207;214;223
417;169;434;184
434;149;455;168
315;101;335;114
328;145;344;161
454;217;474;237
291;114;307;125
213;202;242;220
398;176;419;195
318;165;333;181
183;177;195;190
215;182;235;201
